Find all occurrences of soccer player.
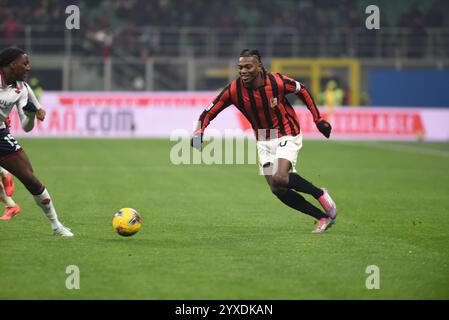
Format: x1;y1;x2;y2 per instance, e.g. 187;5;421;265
0;47;73;236
191;49;337;233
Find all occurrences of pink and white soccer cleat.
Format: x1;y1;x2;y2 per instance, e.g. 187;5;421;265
0;204;21;220
318;188;337;219
312;217;335;233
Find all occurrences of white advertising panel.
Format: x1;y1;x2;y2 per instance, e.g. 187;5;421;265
8;92;449;141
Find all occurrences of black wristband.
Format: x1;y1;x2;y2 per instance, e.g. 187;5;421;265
22;101;38;113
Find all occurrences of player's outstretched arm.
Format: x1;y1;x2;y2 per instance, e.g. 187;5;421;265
190;85;232;150
295;83;332;138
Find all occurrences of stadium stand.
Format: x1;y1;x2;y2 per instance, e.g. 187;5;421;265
1;0;448;58
1;0;447;93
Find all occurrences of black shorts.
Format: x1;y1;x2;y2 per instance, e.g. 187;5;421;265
0;129;22;159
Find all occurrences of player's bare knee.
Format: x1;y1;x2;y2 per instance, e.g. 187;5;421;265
271;189;280;197
272;174;289;189
271;185;287;197
268;179;286;197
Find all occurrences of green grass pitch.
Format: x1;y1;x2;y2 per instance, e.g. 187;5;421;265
0;138;448;299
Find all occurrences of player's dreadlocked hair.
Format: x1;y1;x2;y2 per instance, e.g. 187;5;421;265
0;47;25;67
239;49;267;73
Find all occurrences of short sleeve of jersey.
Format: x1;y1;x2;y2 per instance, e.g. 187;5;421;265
281;75;302;94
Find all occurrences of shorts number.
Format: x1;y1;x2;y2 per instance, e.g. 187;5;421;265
4;134;20;151
279;141;287;147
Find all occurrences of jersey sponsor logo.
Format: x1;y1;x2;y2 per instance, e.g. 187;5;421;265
270;97;278;108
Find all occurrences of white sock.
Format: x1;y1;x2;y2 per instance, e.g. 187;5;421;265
0;181;15;207
33;188;63;230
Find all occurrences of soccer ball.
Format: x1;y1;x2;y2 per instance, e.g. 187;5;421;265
112;208;142;236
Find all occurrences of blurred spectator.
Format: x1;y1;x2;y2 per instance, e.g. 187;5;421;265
0;0;447;58
28;77;43;101
2;12;22;44
319;80;344;122
424;0;444;28
409;14;427;58
320;80;344;107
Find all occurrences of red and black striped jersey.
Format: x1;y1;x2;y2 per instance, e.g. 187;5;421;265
196;71;322;140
